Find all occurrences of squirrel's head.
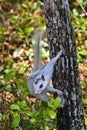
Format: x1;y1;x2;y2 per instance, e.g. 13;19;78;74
33;74;47;94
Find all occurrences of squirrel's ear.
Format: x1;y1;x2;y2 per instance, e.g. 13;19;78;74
41;74;45;81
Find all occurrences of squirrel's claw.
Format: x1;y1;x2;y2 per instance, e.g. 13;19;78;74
57;90;63;96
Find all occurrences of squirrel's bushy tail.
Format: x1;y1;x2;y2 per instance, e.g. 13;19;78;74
33;30;42;72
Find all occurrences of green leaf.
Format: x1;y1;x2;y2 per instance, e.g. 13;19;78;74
0;113;2;120
30;118;36;123
48;99;55;109
78;50;87;56
77;54;83;63
48;110;56;119
24;111;33;117
18;100;27;109
82;99;87;105
54;97;62;108
12;113;20;128
44;126;49;130
10;104;20;111
5;69;16;75
77;0;82;3
43;110;49;119
48;98;62;109
85;117;87;126
6;84;12;92
25;27;33;33
42;48;49;58
73;9;79;16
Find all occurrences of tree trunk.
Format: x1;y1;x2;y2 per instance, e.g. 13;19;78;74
43;0;85;130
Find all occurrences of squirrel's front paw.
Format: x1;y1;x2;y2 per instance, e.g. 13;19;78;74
57;90;63;95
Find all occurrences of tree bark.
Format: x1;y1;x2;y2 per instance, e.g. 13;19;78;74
43;0;85;130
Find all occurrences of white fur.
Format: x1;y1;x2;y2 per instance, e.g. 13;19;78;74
27;50;63;102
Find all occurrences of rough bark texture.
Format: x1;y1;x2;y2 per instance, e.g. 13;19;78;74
43;0;85;130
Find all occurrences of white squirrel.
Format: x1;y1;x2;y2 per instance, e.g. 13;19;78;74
27;30;64;102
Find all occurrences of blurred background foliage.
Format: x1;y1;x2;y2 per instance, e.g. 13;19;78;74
0;0;87;129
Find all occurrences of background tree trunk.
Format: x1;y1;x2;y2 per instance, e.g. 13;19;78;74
43;0;85;130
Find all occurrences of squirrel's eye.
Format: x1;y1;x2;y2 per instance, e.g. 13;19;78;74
39;84;43;89
35;81;38;84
